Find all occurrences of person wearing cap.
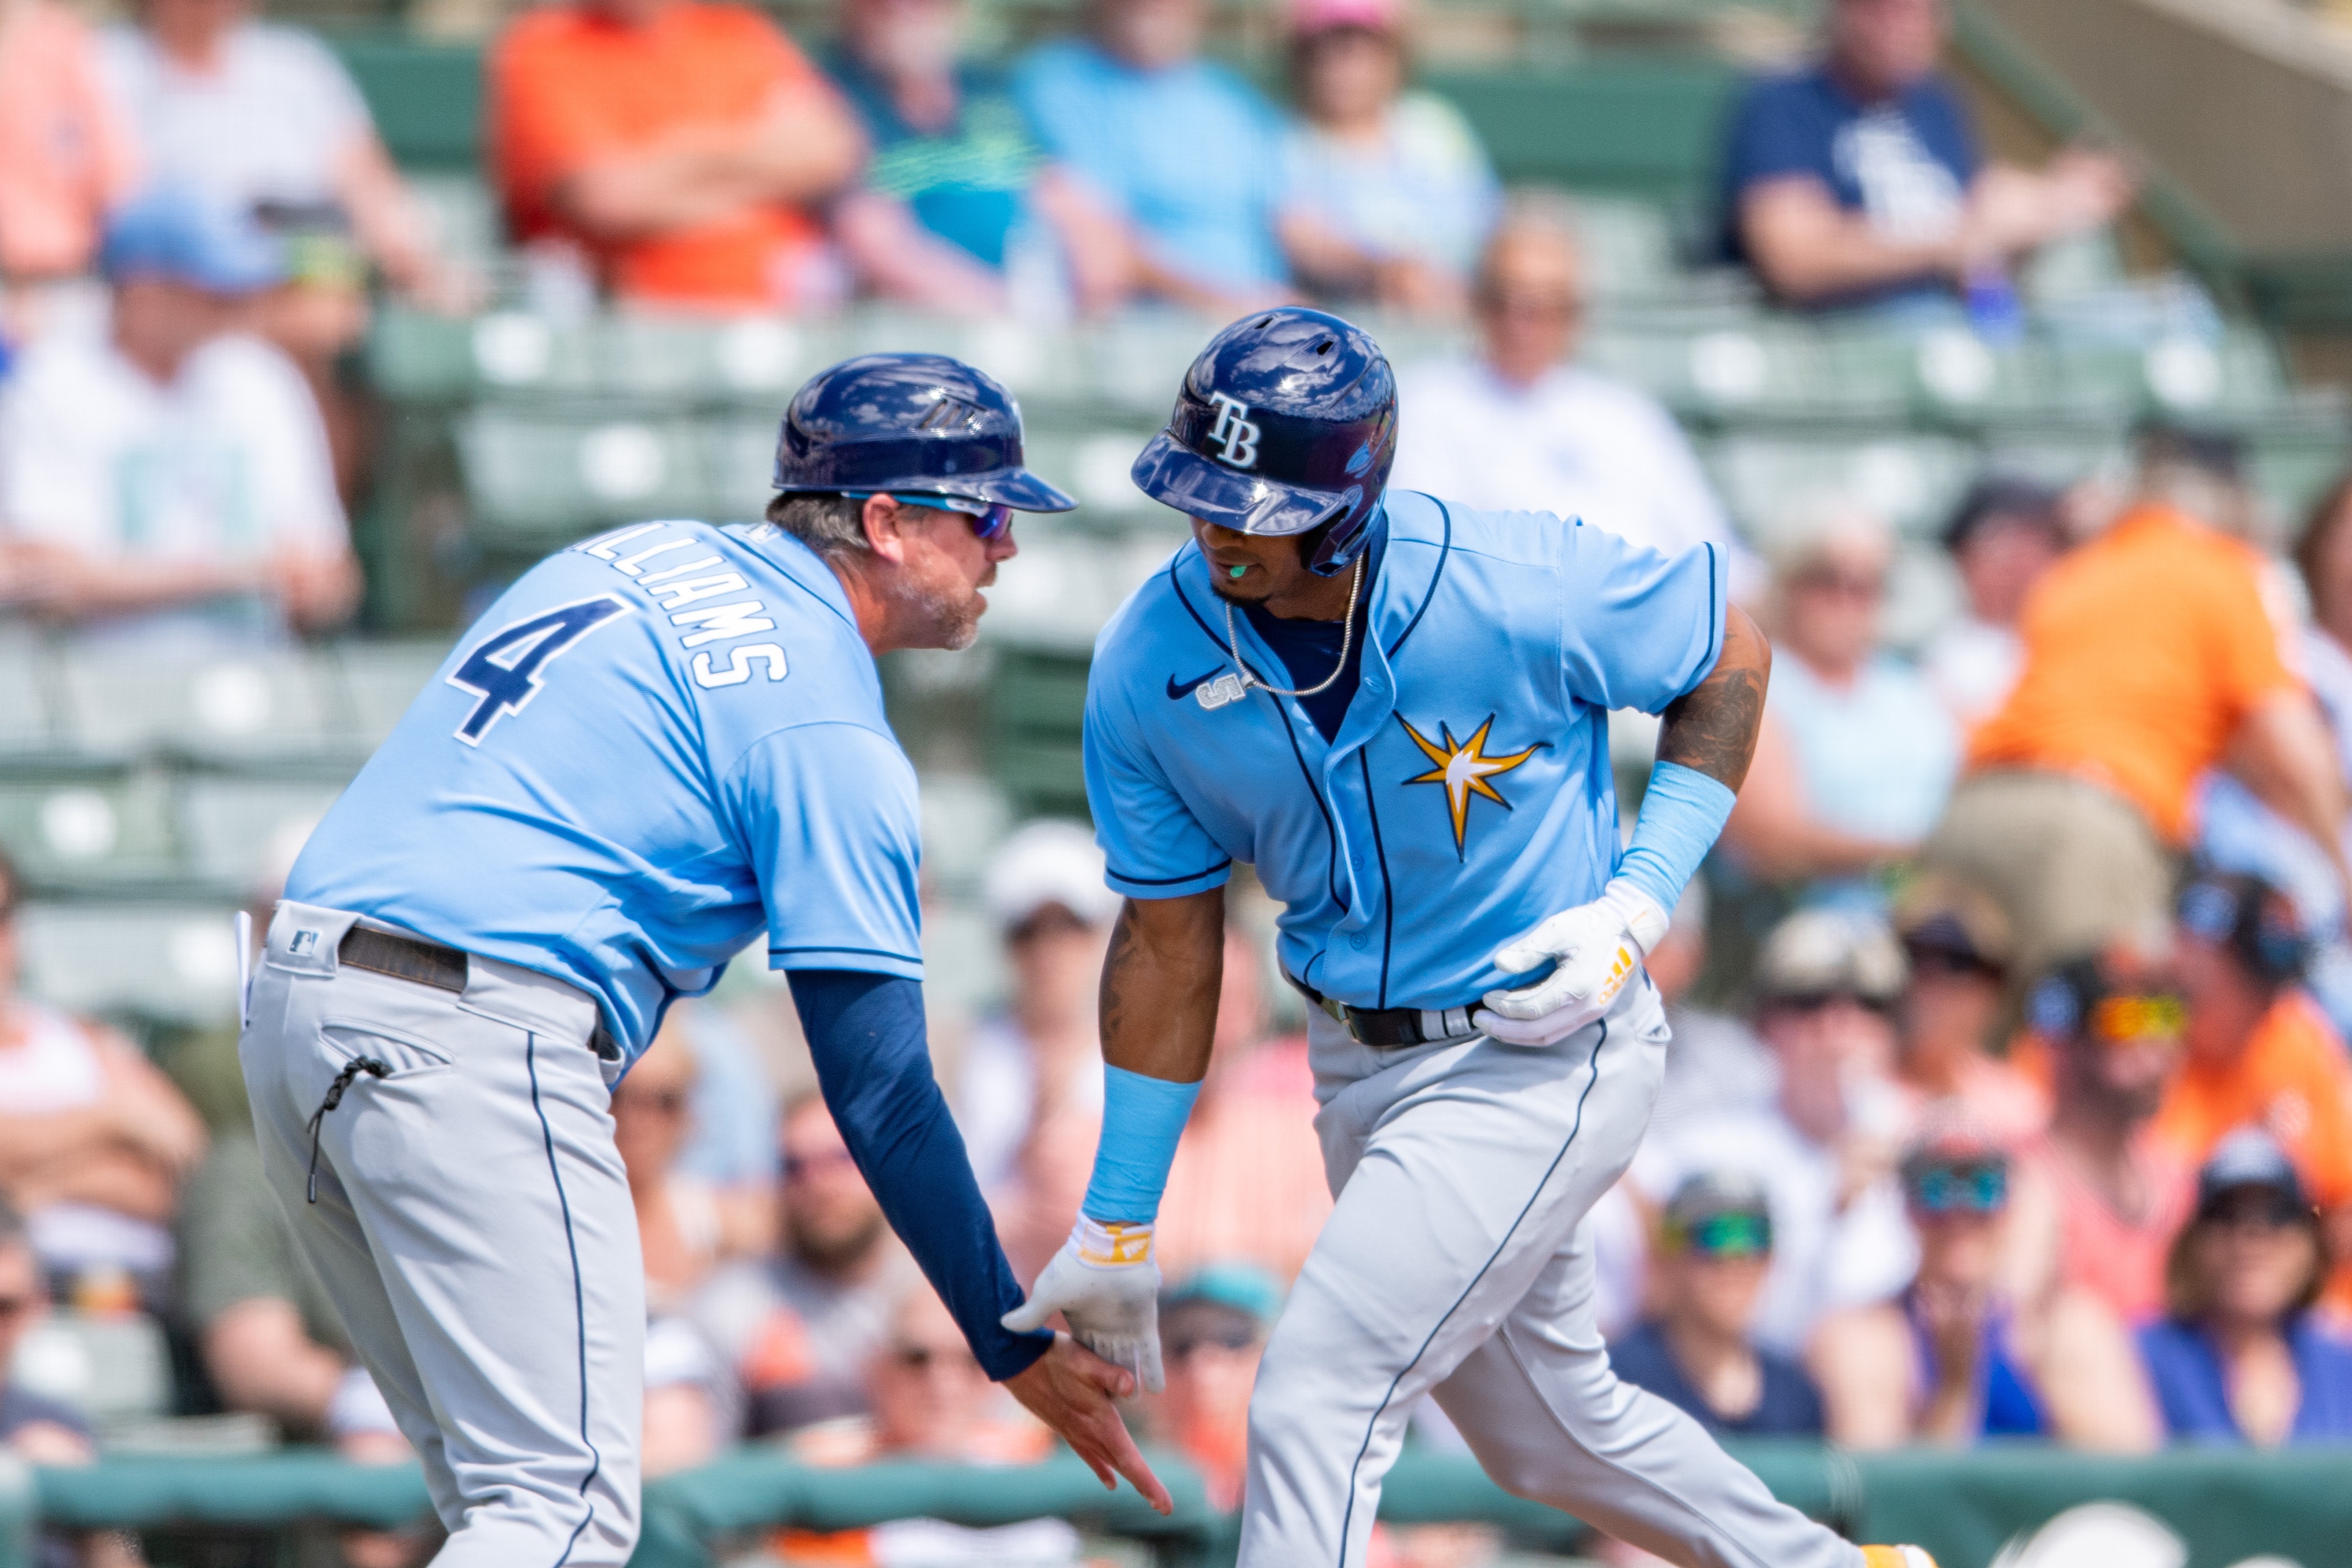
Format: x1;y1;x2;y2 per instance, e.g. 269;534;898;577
2137;1129;2352;1445
1892;875;2044;1145
247;353;1171;1566
1919;477;2065;729
1927;425;2351;990
1390;196;1758;594
1011;308;1938;1568
1272;0;1496;315
1635;909;1919;1356
1012;0;1290;310
0;184;357;645
1606;1171;1827;1438
2005;945;2196;1325
1813;1129;2157;1450
2154;870;2352;1317
956;820;1123;1201
1147;1263;1281;1511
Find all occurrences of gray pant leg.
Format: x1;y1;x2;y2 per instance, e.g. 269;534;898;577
242;906;644;1568
1239;987;1670;1568
1431;1222;1860;1568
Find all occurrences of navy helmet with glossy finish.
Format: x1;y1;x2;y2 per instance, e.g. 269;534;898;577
1131;308;1397;575
772;353;1076;512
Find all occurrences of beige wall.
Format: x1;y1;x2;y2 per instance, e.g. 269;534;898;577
1984;0;2352;253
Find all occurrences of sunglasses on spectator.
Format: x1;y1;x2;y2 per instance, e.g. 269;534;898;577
783;1147;858;1182
1793;567;1886;599
1167;1325;1261;1361
1475;289;1583;322
1906;1159;2008;1215
1771;989;1892;1017
2202;1189;2310;1232
2088;993;2185;1045
1664;1210;1773;1260
1904;943;1999;982
842;490;1015;541
0;1295;31;1321
629;1089;690;1116
890;1342;981;1375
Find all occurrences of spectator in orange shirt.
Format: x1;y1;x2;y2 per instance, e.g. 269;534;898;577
1155;928;1330;1284
2157;871;2352;1214
1927;427;2349;987
2005;944;2195;1326
489;0;865;311
0;0;136;340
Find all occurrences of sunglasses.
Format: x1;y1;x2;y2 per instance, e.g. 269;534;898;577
1905;944;2000;982
1167;1325;1261;1360
2088;993;2185;1045
628;1089;690;1116
1793;568;1886;599
0;1295;31;1319
890;1343;981;1375
843;490;1015;541
1772;990;1893;1017
1908;1159;2009;1215
1665;1210;1773;1260
782;1147;858;1182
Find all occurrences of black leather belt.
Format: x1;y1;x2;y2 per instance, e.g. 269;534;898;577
337;926;620;1061
1285;970;1486;1049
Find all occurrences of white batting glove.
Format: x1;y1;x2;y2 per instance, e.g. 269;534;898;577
1479;882;1670;1046
1001;1216;1165;1393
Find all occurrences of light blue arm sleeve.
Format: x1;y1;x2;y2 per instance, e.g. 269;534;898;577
1082;674;1233;901
1081;1065;1203;1224
1558;531;1729;716
1614;760;1737;913
727;723;925;978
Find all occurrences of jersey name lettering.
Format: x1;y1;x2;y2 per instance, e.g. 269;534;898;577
572;522;788;669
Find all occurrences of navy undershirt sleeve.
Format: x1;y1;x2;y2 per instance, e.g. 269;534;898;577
787;968;1051;1382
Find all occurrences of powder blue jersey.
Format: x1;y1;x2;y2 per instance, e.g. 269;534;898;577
1084;490;1726;1012
289;520;923;1064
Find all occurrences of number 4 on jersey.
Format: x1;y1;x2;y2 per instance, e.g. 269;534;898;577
448;595;633;745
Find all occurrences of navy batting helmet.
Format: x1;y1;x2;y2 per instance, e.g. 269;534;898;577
1131;308;1396;575
772;353;1075;513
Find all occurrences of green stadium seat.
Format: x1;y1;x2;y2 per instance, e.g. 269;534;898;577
1703;431;1978;543
366;306;478;403
457;406;714;540
988;642;1092;821
16;901;243;1024
328;640;458;748
177;778;348;892
0;626;59;757
0;775;181;892
55;650;338;764
1567;197;1684;301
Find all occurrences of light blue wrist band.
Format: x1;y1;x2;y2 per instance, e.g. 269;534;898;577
1080;1065;1203;1224
1615;760;1736;915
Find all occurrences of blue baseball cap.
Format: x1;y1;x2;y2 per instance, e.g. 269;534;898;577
1162;1262;1284;1326
102;187;286;295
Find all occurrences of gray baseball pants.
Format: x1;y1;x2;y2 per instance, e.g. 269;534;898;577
240;901;644;1567
1242;976;1860;1568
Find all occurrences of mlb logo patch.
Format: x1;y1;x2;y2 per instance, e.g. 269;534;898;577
289;930;320;957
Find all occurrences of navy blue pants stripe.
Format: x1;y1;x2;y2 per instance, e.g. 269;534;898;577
527;1032;604;1568
1333;1020;1612;1567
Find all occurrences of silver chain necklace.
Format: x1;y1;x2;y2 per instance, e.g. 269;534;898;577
1223;553;1365;698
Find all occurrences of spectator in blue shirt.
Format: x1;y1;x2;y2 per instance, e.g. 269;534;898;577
1012;0;1290;310
827;0;1129;315
1607;1171;1827;1438
1720;0;2132;315
2140;1130;2352;1446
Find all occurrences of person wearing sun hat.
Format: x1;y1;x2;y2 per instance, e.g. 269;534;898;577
1274;0;1497;313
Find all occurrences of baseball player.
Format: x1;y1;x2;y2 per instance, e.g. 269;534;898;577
1006;309;1935;1568
242;354;1169;1567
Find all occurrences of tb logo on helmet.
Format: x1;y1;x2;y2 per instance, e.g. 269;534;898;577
1205;392;1261;469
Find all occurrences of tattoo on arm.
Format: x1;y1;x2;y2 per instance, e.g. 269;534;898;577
1097;891;1223;1082
1658;607;1770;791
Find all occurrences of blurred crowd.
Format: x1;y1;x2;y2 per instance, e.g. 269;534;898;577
4;0;2352;1561
0;0;2147;641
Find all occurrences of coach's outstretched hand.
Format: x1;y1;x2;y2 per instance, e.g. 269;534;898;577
1004;1333;1174;1515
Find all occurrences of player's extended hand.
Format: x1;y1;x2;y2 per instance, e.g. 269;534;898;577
1002;1333;1174;1516
1002;1218;1165;1392
1480;884;1669;1046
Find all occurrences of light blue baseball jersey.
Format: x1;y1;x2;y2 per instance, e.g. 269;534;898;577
289;520;923;1063
1084;490;1726;1012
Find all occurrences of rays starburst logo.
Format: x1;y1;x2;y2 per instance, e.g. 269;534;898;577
1397;714;1546;857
